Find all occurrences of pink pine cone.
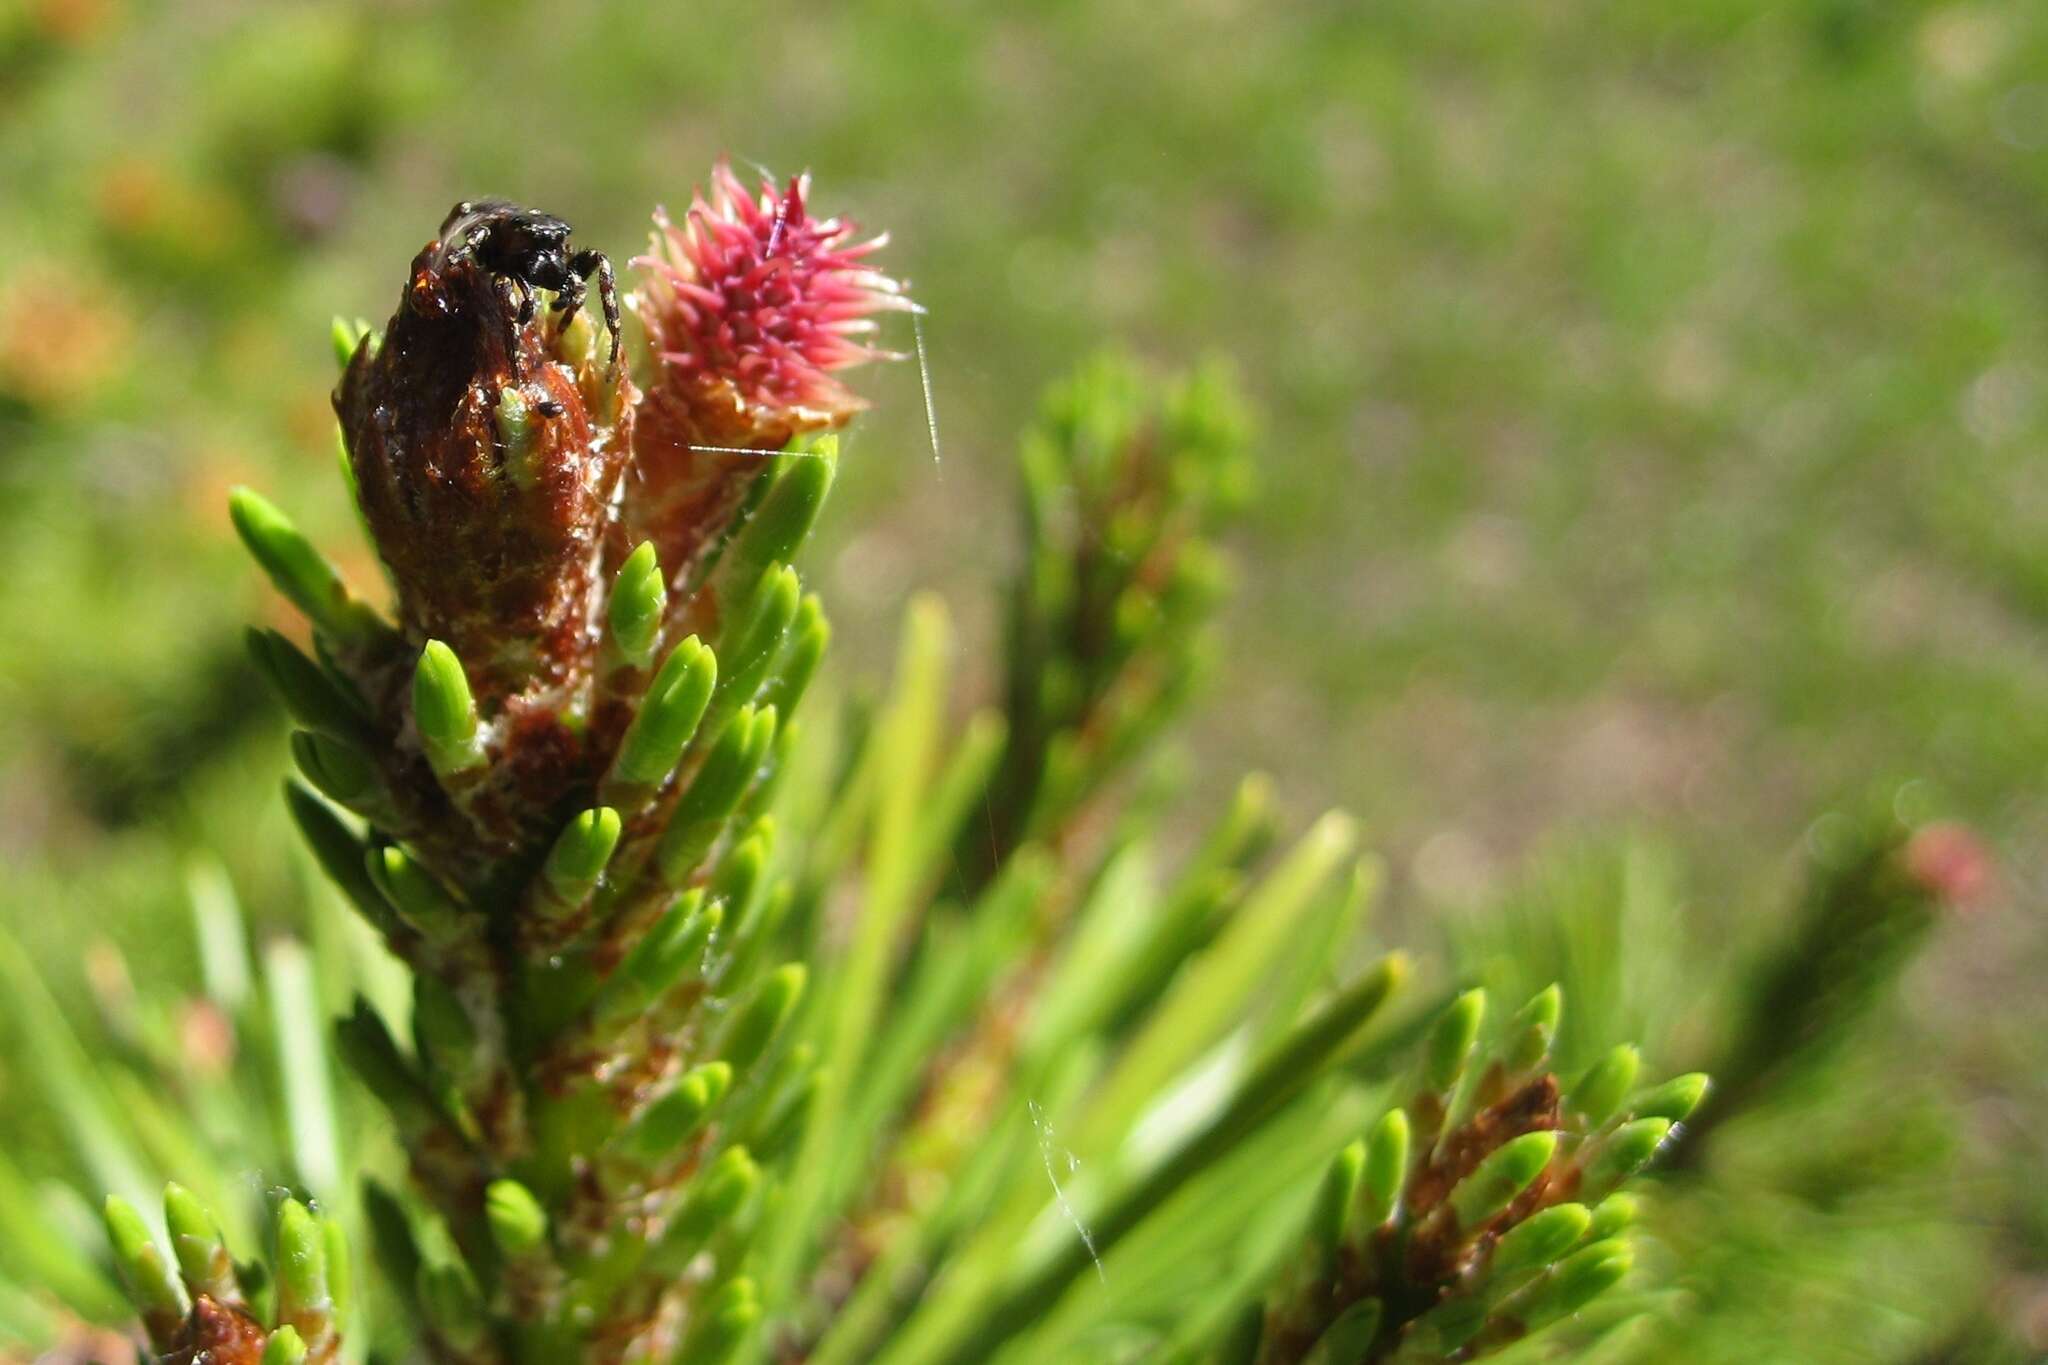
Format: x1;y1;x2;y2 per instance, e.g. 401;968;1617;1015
627;162;911;595
635;158;912;448
1901;821;1995;911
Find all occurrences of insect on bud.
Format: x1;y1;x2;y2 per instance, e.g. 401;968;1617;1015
336;199;638;713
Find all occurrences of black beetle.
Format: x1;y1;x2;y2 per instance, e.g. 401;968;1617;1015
433;199;622;374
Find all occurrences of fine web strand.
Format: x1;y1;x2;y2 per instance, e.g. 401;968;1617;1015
687;443;829;460
1030;1099;1105;1283
912;308;943;479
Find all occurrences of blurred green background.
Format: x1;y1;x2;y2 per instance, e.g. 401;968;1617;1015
0;0;2043;1354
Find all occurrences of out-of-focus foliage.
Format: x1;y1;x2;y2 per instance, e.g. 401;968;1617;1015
43;316;1692;1363
1441;820;2007;1364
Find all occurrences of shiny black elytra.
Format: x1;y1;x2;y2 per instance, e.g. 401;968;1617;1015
434;199;622;374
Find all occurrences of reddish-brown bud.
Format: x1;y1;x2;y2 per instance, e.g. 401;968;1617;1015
327;206;643;867
162;1295;269;1365
338;213;637;712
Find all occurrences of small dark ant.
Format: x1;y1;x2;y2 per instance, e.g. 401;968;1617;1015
433;199;622;381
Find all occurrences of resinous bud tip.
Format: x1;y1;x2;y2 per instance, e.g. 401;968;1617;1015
543;806;623;905
1518;1239;1633;1328
625;1061;734;1157
717;963;806;1077
1426;989;1487;1093
1566;1045;1639;1128
292;731;380;807
612;635;718;789
275;1198;330;1322
264;1326;309;1365
494;387;540;487
608;541;667;668
164;1183;238;1303
229;487;385;650
485;1179;549;1256
1491;1202;1590;1276
104;1194;188;1346
1632;1073;1709;1123
412;640;485;776
1505;984;1563;1072
1358;1108;1410;1227
1446;1130;1557;1231
1586;1118;1675;1194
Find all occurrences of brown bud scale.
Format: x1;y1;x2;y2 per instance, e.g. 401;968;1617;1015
161;1296;269;1365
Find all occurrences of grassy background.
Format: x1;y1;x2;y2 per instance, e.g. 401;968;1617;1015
0;0;2044;1348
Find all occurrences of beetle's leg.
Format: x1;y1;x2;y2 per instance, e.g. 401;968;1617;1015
551;275;585;351
570;249;622;373
432;214;484;270
498;278;527;375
